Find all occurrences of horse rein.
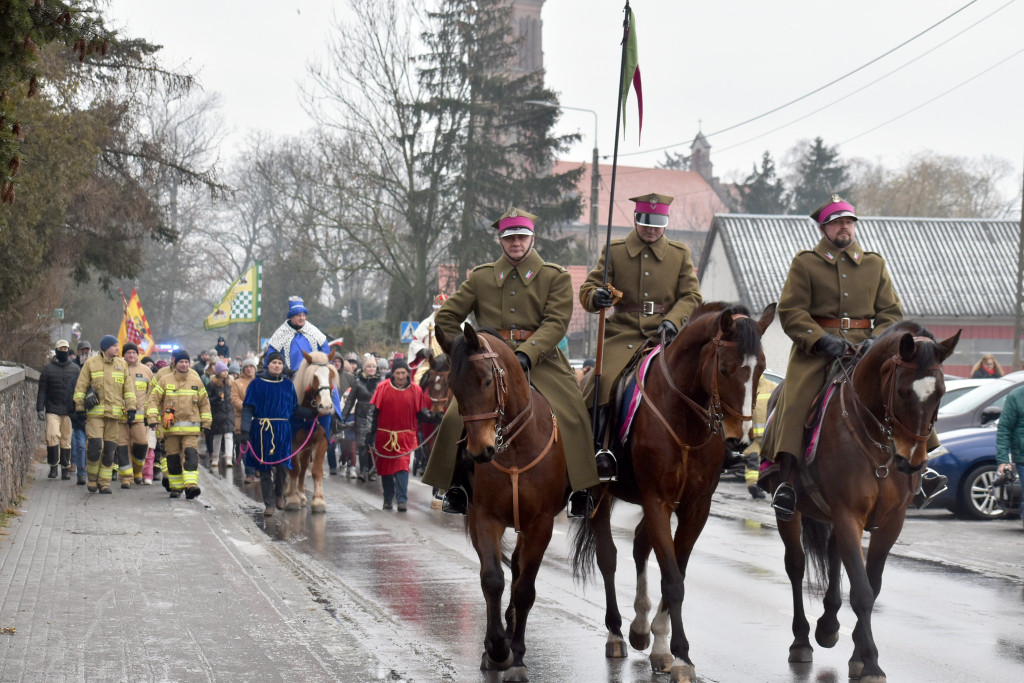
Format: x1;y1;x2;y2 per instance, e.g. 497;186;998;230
459;336;534;453
837;337;940;478
304;362;335;410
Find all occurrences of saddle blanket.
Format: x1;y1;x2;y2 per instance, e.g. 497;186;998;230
758;381;837;473
617;344;663;444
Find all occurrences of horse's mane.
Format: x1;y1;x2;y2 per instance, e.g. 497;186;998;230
870;321;939;378
687;302;760;357
448;327;506;379
292;350;335;399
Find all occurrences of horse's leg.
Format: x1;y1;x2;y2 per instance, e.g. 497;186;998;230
832;516;886;683
848;516;902;682
779;514;813;663
310;435;327;513
471;511;512;672
502;514;554;683
639;501;685;678
628;519;654;651
298;446;310;505
504;536;522;637
815;529;843;648
593;499;628;658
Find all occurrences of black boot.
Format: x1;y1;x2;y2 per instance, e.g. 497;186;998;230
772;483;797;521
441;486;468;515
913;468;949;509
567;489;594;518
60;448;72;480
260;474;275;516
592;405;618;482
47;445;59;478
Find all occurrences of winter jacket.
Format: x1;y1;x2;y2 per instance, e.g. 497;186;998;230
125;362;153;413
37;356;81;415
73;353;136;421
146;369;212;435
996;386;1024;466
342;372;381;444
207;376;234;435
231;374;254;433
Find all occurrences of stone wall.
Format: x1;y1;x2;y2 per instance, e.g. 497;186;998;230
0;362;42;510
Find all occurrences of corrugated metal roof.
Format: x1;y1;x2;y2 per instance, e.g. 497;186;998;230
702;214;1020;318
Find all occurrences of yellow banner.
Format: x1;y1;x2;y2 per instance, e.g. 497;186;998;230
118;288;155;354
204;262;262;330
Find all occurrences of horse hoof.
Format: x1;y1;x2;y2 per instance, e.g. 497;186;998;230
628;627;650;651
670;662;696;683
285;500;301;511
605;636;628;658
649;652;673;673
311;498;327;513
849;659;863;678
814;626;839;648
502;665;528;682
480;651;513;671
788;643;813;663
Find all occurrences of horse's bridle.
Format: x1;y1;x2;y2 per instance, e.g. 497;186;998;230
838;338;941;478
427;369;452;412
458;336;534;453
306;362;335;410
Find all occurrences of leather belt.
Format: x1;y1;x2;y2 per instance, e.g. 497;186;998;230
812;316;872;330
495;329;534;342
615;301;669;316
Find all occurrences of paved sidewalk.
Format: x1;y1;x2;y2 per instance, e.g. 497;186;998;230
0;460;377;682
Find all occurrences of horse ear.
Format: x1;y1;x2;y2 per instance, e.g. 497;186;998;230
435;326;453;354
898;333;915;361
301;349;312;364
936;329;962;363
719;310;735;335
757;302;777;335
464;323;480;348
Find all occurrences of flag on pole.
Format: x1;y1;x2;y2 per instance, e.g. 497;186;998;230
118;288;155;355
204;262;262;330
620;6;642;141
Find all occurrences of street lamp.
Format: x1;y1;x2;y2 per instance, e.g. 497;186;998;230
524;100;599;356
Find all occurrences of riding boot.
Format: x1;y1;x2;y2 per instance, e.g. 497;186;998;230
260;474;275;516
592;405;617;482
441;485;468;515
567;489;594;519
46;445;60;478
912;467;949;509
771;452;798;521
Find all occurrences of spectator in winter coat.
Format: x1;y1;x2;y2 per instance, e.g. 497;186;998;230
971;354;1004;379
996;384;1024;531
342;357;382;481
232;357;258;482
70;340;92;485
206;361;234;468
36;339;80;480
214;336;230;361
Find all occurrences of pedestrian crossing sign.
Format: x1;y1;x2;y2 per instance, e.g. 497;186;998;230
400;321;416;343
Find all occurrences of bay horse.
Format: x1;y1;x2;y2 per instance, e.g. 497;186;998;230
414;349;451;476
772;321;958;683
572;302;775;682
285;350;338;513
436;323;577;683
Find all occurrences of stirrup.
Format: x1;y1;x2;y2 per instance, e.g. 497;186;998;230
441;486;468;515
914;469;948;509
567;490;593;519
771;483;796;521
595;449;618;482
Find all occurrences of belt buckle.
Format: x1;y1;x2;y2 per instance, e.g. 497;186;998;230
642;301;655;316
840;317;851;329
506;327;517;341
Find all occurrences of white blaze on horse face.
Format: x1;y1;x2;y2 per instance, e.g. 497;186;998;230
740;355;757;440
912;376;938;404
313;364;333;414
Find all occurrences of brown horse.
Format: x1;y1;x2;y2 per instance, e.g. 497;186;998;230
572;302;775;682
772;321;958;683
414;350;451;476
285;350;337;512
437;324;577;682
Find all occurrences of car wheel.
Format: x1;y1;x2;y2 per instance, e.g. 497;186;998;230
957;464;1006;520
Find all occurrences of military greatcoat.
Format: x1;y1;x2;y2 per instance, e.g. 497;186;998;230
579;229;702;407
760;237;903;461
422;249;599;492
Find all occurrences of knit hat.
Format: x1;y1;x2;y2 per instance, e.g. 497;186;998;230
154;360;168;369
121;342;139;356
287;296;308;318
228;362;240;375
99;335;118;352
140;356;153;366
77;340;92;351
377;358;389;373
391;358;410;374
172;349;190;365
267;351;285;365
241;357;258;369
214;361;228;374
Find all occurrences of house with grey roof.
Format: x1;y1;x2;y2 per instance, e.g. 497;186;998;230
698;214;1021;376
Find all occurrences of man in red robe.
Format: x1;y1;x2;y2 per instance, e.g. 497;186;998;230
370;358;433;511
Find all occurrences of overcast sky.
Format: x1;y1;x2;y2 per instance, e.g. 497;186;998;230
107;0;1024;191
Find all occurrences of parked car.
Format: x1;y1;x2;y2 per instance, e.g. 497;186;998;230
933;371;1024;433
940;378;990;408
927;423;1021;520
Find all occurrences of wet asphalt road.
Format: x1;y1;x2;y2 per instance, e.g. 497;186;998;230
213;463;1024;682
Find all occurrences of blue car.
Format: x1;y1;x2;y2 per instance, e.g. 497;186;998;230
927;424;1019;520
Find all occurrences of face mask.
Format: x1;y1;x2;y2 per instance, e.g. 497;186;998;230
55;350;69;362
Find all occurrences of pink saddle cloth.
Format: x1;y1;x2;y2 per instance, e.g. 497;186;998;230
617;344;663;444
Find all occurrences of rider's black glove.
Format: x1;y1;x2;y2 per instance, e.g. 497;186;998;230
857;336;875;355
813;334;849;360
126;409;136;426
591;288;614;309
515;352;531;375
657;320;677;343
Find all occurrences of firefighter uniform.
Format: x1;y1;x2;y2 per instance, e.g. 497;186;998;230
73;344;135;493
121;358;153;484
147;364;212;498
743;374;778;495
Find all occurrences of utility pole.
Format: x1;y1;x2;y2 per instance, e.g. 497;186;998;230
1013;152;1024;369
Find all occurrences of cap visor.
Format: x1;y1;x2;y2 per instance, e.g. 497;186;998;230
822;211;857;224
499;227;534;237
635;213;669;228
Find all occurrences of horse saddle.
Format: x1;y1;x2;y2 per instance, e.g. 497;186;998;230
614;340;662;446
800;353;862;465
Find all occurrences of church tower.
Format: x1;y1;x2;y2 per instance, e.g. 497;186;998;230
511;0;544;73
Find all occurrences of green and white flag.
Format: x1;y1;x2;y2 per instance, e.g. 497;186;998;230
204;261;262;330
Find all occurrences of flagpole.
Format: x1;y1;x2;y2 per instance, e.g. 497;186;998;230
591;1;632;442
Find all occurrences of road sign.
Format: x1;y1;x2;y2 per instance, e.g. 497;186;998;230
400;321;417;343
54;308;64;320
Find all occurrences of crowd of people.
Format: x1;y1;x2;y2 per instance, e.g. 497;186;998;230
36;297;437;514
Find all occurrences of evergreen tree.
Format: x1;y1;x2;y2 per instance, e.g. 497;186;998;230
789;137;851;214
657;150;690;171
739;151;788;214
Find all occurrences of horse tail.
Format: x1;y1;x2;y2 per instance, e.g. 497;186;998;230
801;517;833;596
569;512;598;586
